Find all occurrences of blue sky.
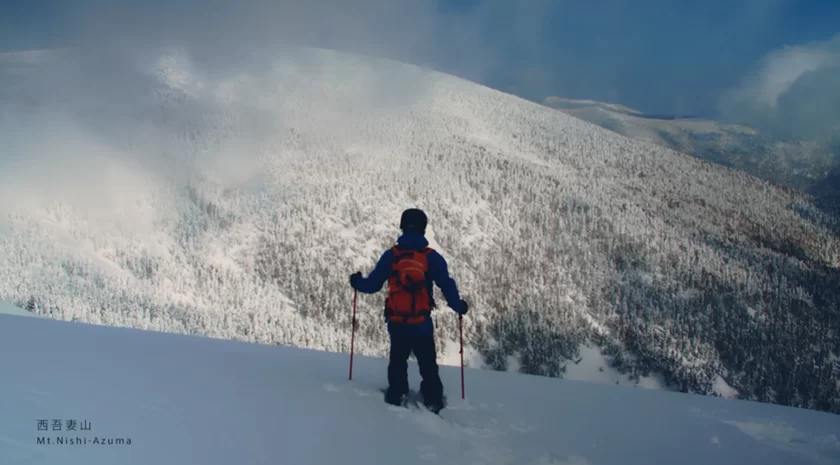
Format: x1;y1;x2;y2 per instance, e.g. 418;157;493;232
1;0;839;126
432;0;840;118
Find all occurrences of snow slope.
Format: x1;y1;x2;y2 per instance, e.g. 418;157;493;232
0;300;42;318
1;306;839;465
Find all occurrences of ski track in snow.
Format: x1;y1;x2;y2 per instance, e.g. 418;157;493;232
326;368;840;465
323;380;561;465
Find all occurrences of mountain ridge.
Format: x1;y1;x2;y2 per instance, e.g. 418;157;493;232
542;95;840;206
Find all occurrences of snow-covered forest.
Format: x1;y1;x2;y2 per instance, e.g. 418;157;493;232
1;46;838;414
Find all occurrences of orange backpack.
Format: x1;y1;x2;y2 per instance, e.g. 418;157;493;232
386;246;434;324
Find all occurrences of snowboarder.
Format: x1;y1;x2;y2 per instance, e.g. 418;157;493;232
349;208;468;413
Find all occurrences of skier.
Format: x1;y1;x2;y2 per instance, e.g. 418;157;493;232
349;208;468;413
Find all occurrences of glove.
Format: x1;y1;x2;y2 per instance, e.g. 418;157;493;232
349;272;362;289
458;299;469;316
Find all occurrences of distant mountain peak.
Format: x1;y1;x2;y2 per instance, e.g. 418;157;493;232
542;95;837;199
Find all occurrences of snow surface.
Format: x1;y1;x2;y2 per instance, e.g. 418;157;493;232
714;375;740;399
0;300;42;318
439;337;484;369
562;344;665;390
2;306;839;465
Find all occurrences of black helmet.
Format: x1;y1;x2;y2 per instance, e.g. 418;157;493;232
400;208;427;233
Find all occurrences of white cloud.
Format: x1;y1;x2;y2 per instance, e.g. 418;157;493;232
754;46;835;107
719;33;840;141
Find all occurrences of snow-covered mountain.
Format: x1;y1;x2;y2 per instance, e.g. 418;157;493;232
1;46;839;414
543;96;839;208
2;308;839;465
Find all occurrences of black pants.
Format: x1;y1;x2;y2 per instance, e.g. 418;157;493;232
387;333;444;405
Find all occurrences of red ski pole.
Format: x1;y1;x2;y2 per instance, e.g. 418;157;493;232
349;289;358;380
459;314;465;399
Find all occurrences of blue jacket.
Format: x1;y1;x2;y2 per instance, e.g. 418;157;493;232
354;232;464;337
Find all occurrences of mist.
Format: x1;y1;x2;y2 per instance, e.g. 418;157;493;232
3;0;811;113
1;0;504;85
718;33;840;145
1;0;839;217
0;1;482;219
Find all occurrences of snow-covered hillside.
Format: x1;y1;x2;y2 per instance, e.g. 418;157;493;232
1;46;839;413
1;307;839;465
